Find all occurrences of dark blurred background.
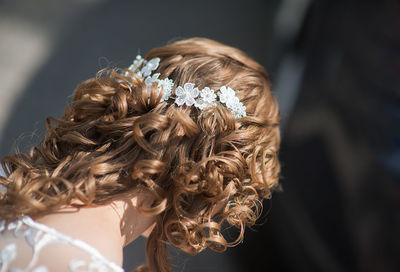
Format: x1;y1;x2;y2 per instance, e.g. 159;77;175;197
0;0;398;271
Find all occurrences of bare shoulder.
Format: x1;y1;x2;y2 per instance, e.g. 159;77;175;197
0;222;120;272
0;208;124;272
36;206;124;266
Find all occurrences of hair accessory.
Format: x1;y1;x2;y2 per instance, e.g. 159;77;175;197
124;55;247;118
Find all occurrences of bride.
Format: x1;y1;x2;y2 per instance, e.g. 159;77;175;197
0;37;281;272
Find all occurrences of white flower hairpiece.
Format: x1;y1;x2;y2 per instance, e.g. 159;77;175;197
124;55;247;118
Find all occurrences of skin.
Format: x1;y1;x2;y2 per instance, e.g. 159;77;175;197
35;193;157;267
13;192;228;270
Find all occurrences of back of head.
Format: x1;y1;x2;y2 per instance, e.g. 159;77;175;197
0;37;280;272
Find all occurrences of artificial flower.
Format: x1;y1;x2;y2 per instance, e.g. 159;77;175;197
175;83;199;106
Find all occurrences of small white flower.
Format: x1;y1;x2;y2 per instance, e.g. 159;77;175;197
145;74;174;102
140;57;160;77
195;87;217;110
230;102;247;118
144;73;160;94
200;87;216;103
125;55;144;77
226;95;240;109
158;77;174;101
218;86;236;104
218;86;238;109
175;83;199;106
217;86;246;118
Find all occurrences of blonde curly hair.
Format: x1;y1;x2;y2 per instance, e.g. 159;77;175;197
0;38;281;272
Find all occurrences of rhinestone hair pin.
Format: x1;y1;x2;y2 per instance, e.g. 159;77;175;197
123;55;247;118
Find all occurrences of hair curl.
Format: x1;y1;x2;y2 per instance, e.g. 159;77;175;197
0;38;280;272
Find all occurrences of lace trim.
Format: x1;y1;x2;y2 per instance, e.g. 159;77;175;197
0;216;124;272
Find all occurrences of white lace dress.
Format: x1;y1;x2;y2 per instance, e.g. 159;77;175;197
0;216;124;272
